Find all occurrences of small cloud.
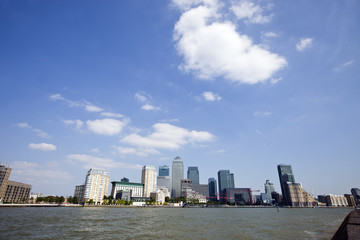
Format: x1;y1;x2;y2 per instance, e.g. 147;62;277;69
254;111;272;117
17;123;50;138
270;77;282;85
86;118;129;136
85;104;103;112
141;104;160;111
202;91;222;101
296;37;313;51
135;92;150;103
256;129;263;134
116;147;137;155
100;112;124;118
343;60;354;66
64;119;84;130
28;143;57;151
333;60;355;72
90;148;100;153
263;32;278;38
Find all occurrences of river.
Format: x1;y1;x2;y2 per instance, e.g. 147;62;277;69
0;207;352;239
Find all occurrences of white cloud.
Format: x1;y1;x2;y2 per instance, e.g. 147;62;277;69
254;111;272;117
173;3;287;84
333;60;355;72
86;118;129;136
296;37;313;51
10;161;72;185
64;119;84;129
116;147;137;155
100;112;124;118
202;91;222;101
121;123;215;154
66;154;142;169
28;143;57;151
141;104;160;111
231;0;272;24
90;148;100;153
17;122;50;138
85;104;103;112
270;77;282;85
343;60;354;66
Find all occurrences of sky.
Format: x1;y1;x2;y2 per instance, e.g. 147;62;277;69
0;0;359;197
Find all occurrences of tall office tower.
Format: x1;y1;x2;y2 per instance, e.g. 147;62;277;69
83;168;110;205
141;165;157;197
264;180;275;202
351;188;360;206
218;170;235;203
187;166;199;184
277;164;296;206
0;164;11;202
159;165;170;177
172;156;184;198
208;178;217;201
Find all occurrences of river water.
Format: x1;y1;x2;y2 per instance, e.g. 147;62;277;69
0;207;352;239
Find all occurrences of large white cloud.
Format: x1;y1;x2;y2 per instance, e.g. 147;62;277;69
28;143;57;151
173;0;286;84
86;118;129;136
66;154;142;169
121;123;215;153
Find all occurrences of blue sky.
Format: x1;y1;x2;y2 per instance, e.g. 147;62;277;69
0;0;359;197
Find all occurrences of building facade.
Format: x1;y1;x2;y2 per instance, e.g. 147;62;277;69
344;194;356;207
157;176;171;193
285;182;318;207
172;156;184;198
111;181;144;198
3;181;31;203
74;184;85;203
277;164;296;206
223;188;252;205
83;168;110;205
218;170;235;203
264;180;275;202
187;166;199;185
324;195;349;207
0;164;11;202
208;178;217;201
141;165;157;197
159;165;170;177
351;188;360;206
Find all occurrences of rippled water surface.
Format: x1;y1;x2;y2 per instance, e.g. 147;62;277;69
0;207;352;239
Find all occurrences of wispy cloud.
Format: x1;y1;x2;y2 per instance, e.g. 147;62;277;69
254;111;272;117
296;37;313;51
66;154;142;169
63;119;84;130
28;143;57;151
333;60;355;72
173;0;286;84
50;93;104;113
135;92;161;111
17;122;50;138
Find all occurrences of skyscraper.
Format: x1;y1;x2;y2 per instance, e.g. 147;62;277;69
187;166;199;184
264;180;275;202
208;178;217;201
218;170;234;203
83;168;110;205
159;165;170;177
277;164;296;206
141;165;157;197
172;156;184;198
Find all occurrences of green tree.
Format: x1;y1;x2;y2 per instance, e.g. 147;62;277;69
88;199;94;205
36;197;43;203
72;196;78;204
67;196;73;204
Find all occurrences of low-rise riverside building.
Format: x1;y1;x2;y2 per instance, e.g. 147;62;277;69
344;194;356;207
223;188;252;205
111;181;144;199
285;182;318;207
325;195;348;207
0;164;11;202
151;186;170;204
3;181;31;203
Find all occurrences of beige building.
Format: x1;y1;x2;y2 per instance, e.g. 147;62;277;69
141;165;157;197
285;182;318;207
4;181;31;203
0;164;11;202
83;168;110;205
325;195;348;207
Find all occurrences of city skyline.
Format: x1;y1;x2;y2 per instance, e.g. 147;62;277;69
1;0;359;196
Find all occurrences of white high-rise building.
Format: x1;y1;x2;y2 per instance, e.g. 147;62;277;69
141;165;157;197
83;168;110;205
171;156;184;198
